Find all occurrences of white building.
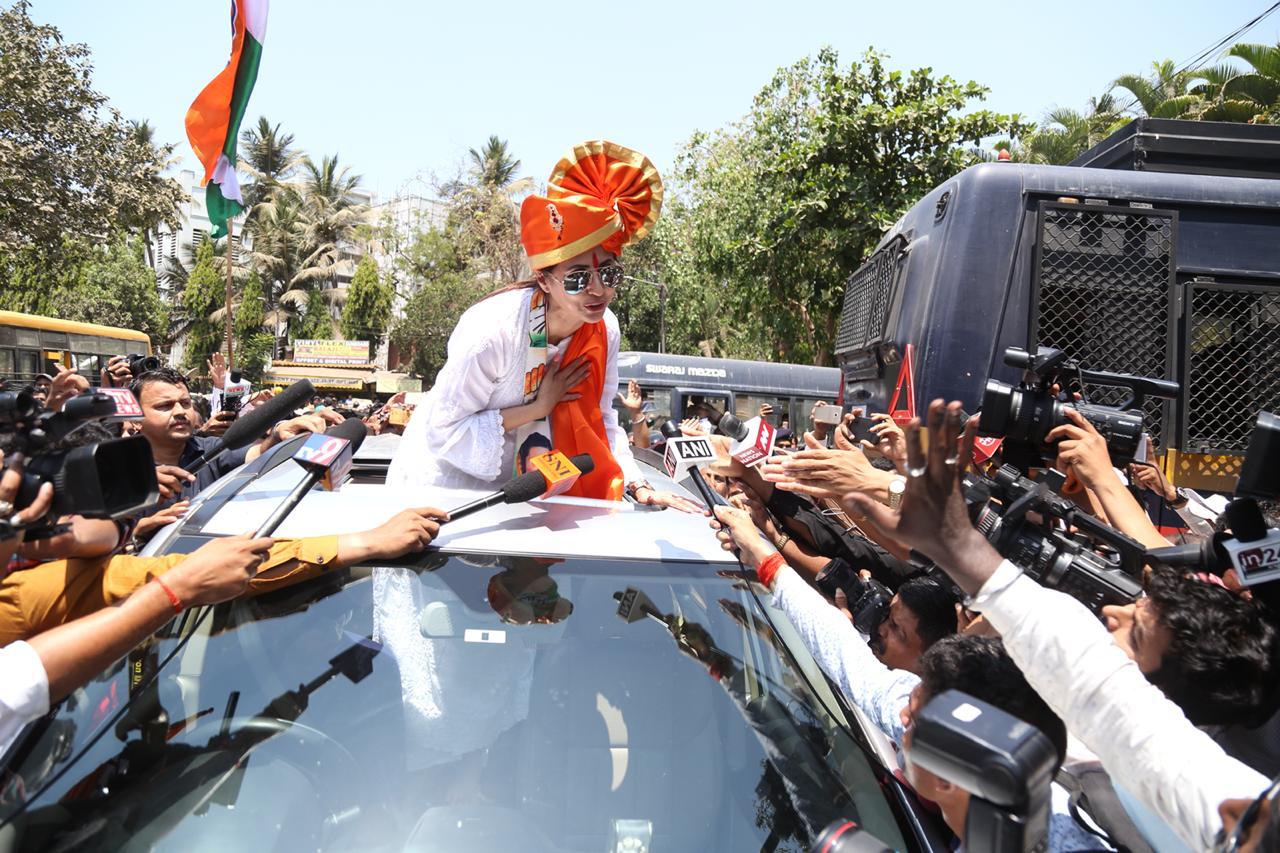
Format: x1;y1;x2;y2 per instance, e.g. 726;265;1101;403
149;169;248;299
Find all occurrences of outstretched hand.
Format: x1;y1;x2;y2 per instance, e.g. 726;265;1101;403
843;399;1003;596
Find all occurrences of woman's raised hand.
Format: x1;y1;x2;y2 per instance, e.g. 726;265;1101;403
536;356;591;417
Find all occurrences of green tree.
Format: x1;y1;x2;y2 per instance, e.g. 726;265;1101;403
232;270;273;380
390;228;486;381
1112;59;1203;118
0;2;181;254
61;238;167;343
293;287;335;342
1193;43;1280;123
341;256;393;343
1015;94;1128;165
239;116;301;216
672;47;1027;363
468;135;521;189
181;241;226;372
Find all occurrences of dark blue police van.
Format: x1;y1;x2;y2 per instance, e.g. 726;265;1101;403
834;118;1280;491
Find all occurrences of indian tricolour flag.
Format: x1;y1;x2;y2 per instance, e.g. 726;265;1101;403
185;0;268;238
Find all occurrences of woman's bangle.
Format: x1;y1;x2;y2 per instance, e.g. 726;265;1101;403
757;551;786;589
773;533;791;551
153;575;185;614
631;416;646;425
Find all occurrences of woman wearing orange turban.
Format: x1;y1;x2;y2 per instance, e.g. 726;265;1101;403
388;141;699;511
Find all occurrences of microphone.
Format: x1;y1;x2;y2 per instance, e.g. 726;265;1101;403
445;453;595;522
253;418;366;539
186;379;315;475
662;434;720;511
660;420;682;439
716;412;777;468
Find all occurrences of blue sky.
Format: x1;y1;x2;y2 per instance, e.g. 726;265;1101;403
30;1;1280;200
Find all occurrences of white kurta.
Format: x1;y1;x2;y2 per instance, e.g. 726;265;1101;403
387;287;643;490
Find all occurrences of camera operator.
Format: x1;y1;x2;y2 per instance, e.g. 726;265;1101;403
131;367;340;503
712;504;1104;850
844;398;1276;850
1045;408;1174;551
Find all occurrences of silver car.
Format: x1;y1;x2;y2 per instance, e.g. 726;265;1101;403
0;435;945;852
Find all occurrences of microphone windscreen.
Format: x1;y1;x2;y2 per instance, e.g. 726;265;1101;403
219;379;317;451
568;453;595;475
660;420;681;438
325;417;368;453
717;413;749;442
501;470;550;504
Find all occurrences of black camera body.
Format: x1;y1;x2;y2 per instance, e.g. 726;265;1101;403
814;558;892;640
961;466;1144;615
127;353;162;377
0;390;159;531
978;346;1178;469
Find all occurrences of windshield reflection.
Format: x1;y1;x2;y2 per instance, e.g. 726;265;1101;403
0;554;910;853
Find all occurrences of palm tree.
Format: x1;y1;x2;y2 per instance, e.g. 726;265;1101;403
1017;95;1127;164
1197;43;1280;123
239;117;302;219
468;136;521;189
1112;59;1203;118
126;119;181;268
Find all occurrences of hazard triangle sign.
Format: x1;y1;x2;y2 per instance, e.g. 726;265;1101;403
887;343;917;426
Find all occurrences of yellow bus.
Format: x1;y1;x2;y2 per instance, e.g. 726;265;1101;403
0;311;153;387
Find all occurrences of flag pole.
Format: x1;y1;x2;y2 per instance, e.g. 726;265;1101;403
224;216;235;373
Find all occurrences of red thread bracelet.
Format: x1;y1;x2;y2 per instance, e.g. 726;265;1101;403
757;552;785;589
153;576;185;614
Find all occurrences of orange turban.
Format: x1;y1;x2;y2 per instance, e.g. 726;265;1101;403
520;141;663;270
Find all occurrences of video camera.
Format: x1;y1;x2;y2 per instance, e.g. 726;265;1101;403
949;465;1144;616
0;388;158;532
979;346;1179;469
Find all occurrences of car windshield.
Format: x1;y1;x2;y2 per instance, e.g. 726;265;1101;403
0;553;912;853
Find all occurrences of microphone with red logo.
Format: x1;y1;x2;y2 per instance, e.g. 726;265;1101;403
444;452;595;522
253;418;367;538
716;412;778;467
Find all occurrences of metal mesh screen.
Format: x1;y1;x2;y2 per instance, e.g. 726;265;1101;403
1033;204;1175;445
835;239;900;356
1184;280;1280;453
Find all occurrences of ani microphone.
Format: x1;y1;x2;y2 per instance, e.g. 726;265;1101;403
253;418;367;538
185;379;316;475
445;453;595;523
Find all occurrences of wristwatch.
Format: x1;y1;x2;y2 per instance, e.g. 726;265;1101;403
1168;487;1190;509
887;475;907;510
627;480;653;500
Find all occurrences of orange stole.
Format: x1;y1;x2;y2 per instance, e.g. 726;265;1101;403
549;321;625;500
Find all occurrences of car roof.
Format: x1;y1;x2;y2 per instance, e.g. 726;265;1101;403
198;442;736;564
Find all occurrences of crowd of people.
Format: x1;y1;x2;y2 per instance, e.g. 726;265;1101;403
3;133;1279;852
647;396;1279;852
0;354;448;755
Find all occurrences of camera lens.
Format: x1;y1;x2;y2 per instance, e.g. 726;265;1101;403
978;380;1016;437
1070;402;1143;466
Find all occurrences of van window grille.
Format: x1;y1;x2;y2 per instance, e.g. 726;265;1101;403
836;238;902;356
1183;280;1280;454
1032;203;1176;446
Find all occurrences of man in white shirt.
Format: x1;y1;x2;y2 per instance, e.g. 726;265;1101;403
842;398;1277;851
